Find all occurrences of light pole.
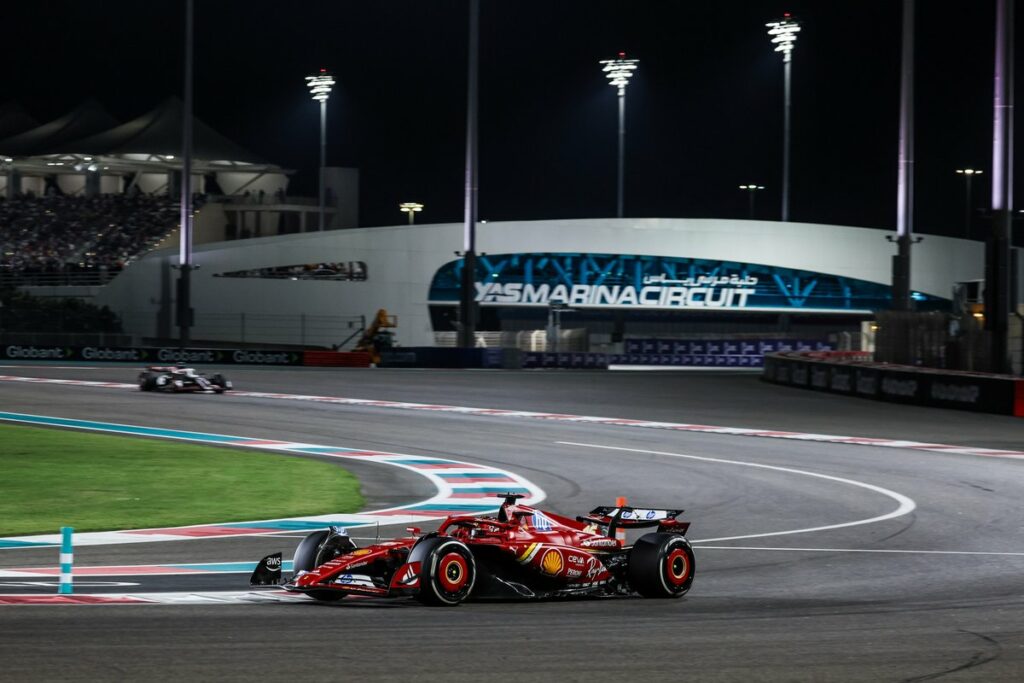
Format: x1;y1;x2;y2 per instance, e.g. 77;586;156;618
599;53;639;218
458;0;481;349
766;15;800;222
399;202;424;224
955;168;983;239
987;0;1014;373
305;69;335;232
892;0;915;313
177;0;194;347
739;184;765;219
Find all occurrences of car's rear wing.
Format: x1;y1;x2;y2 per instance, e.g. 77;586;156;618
579;506;690;537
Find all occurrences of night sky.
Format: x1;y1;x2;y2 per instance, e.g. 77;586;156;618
4;1;1016;237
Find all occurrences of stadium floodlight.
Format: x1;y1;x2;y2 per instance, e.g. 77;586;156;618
305;69;336;231
739;184;766;219
766;14;800;222
766;15;800;62
399;202;424;224
305;70;335;102
955;168;983;239
599;53;639;218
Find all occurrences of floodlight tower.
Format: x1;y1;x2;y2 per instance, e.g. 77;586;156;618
599;53;639;218
400;202;424;224
766;14;800;222
739;184;766;219
305;69;335;231
955;168;983;238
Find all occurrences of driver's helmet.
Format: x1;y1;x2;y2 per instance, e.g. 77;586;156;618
181;367;198;377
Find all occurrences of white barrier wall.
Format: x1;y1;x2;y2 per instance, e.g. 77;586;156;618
96;218;988;347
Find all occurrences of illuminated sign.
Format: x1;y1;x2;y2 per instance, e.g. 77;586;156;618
428;253;947;312
475;274;758;308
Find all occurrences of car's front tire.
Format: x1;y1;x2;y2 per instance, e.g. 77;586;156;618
627;532;695;598
138;372;157;391
292;530;351;602
210;373;230;393
413;537;476;606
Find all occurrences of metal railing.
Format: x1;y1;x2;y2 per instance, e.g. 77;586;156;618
118;310;367;349
0;270;121;287
0;331;135;347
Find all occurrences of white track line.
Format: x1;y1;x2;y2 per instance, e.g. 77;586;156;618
557;441;916;543
2;373;1022;460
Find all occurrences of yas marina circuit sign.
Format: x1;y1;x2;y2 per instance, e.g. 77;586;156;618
429;253;946;312
475;273;759;308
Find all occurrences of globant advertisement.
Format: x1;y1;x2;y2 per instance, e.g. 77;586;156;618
1;345;304;366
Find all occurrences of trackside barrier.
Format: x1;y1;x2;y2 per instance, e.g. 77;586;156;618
763;352;1024;417
302;351;372;367
522;352;611;369
616;338;832;367
59;527;73;594
520;352;772;369
380;347;521;369
0;344;371;368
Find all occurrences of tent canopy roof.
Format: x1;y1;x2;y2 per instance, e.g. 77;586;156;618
0;99;118;157
0;103;42;142
61;97;265;164
0;98;266;165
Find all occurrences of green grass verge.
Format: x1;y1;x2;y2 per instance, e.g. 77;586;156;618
0;424;364;536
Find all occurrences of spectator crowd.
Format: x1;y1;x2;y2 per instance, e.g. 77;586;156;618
0;194;179;278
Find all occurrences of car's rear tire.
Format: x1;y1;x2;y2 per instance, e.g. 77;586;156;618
628;533;695;598
138;372;157;391
414;537;476;606
292;530;352;602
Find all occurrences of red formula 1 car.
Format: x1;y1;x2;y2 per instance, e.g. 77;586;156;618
250;494;695;606
137;366;232;393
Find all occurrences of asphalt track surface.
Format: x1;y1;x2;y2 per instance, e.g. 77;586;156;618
1;365;1023;681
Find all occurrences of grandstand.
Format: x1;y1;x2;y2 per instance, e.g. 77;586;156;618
0;194;178;284
0;99;358;284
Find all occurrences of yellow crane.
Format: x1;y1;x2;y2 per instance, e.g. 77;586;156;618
354;309;398;364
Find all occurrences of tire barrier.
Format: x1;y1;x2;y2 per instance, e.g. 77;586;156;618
763;351;1024;417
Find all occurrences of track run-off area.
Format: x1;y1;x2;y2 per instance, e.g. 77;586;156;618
1;365;1023;681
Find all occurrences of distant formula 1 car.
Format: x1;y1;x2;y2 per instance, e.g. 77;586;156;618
137;366;232;393
250;494;695;606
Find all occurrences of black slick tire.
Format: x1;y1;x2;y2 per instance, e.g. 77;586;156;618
627;532;695;598
292;530;346;602
413;537;476;606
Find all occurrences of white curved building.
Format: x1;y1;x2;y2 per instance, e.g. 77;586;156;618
95;218;993;349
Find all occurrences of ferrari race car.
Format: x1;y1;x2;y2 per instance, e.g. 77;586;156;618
250;494;695;606
137;366;232;393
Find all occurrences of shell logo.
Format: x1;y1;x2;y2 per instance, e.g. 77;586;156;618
540;549;563;575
